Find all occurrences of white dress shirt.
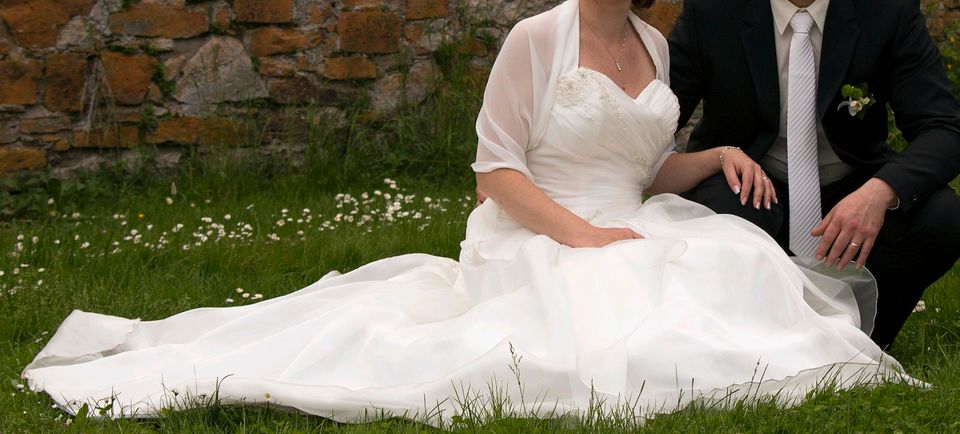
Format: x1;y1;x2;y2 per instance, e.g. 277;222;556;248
761;0;855;186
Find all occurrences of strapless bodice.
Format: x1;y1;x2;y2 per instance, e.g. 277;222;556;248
528;68;680;217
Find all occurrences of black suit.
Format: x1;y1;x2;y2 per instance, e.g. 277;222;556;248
668;0;960;349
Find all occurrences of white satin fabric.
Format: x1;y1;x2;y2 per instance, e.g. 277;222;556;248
24;0;907;423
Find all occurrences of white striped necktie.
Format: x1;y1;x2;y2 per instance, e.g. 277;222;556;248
787;11;821;257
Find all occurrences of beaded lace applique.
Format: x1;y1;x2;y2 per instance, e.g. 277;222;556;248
556;69;592;107
555;68;663;179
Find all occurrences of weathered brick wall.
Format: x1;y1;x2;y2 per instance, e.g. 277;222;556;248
926;0;960;35
0;0;954;177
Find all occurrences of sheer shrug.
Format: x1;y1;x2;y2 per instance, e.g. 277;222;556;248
472;0;672;181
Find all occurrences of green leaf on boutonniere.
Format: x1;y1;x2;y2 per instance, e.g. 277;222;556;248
841;84;863;99
838;83;874;119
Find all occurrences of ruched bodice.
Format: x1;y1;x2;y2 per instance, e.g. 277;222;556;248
531;70;679;218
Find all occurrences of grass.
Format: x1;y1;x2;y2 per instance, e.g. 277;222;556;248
0;166;959;433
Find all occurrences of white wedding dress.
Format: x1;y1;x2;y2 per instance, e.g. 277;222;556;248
24;0;906;423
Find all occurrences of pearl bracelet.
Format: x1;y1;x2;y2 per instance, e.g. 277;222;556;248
719;146;742;169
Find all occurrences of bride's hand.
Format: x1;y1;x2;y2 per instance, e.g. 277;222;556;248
476;187;488;207
567;226;644;248
720;147;778;211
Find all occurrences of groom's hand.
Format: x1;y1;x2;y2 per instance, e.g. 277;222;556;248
811;178;898;270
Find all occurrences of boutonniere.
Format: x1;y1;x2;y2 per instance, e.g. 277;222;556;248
837;84;875;119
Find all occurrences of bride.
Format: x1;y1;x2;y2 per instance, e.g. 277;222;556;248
24;0;907;423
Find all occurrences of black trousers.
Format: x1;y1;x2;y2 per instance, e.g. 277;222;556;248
683;170;960;349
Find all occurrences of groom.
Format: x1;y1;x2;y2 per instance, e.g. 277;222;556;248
669;0;960;349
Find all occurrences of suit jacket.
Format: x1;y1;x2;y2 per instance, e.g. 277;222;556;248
668;0;960;212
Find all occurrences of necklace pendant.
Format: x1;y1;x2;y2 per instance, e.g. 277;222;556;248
615;61;622;72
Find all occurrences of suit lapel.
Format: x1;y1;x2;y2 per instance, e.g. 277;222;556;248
741;0;781;132
818;0;860;120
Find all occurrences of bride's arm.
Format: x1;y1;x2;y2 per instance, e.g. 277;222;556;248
646;148;779;210
474;19;640;247
477;169;642;248
645;148;723;194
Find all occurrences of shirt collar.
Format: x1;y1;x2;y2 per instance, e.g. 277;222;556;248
771;0;831;36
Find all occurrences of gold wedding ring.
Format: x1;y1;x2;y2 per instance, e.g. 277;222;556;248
850;242;860;248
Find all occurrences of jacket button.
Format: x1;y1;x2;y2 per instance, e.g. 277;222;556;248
912;195;920;202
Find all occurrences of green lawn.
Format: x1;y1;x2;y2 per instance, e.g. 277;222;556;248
1;174;959;433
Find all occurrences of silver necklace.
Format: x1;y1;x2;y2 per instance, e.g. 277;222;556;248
581;16;630;72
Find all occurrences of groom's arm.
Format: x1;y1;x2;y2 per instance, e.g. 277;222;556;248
872;0;960;213
668;0;706;129
814;1;960;268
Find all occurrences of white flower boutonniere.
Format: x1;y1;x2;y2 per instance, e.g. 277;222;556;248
837;83;875;119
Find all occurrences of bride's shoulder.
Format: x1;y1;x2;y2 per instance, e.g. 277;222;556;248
633;16;668;46
504;4;564;45
632;17;670;69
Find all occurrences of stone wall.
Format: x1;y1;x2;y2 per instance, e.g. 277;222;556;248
0;0;954;178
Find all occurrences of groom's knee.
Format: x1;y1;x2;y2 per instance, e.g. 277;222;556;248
912;188;960;258
882;187;960;262
683;173;784;237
